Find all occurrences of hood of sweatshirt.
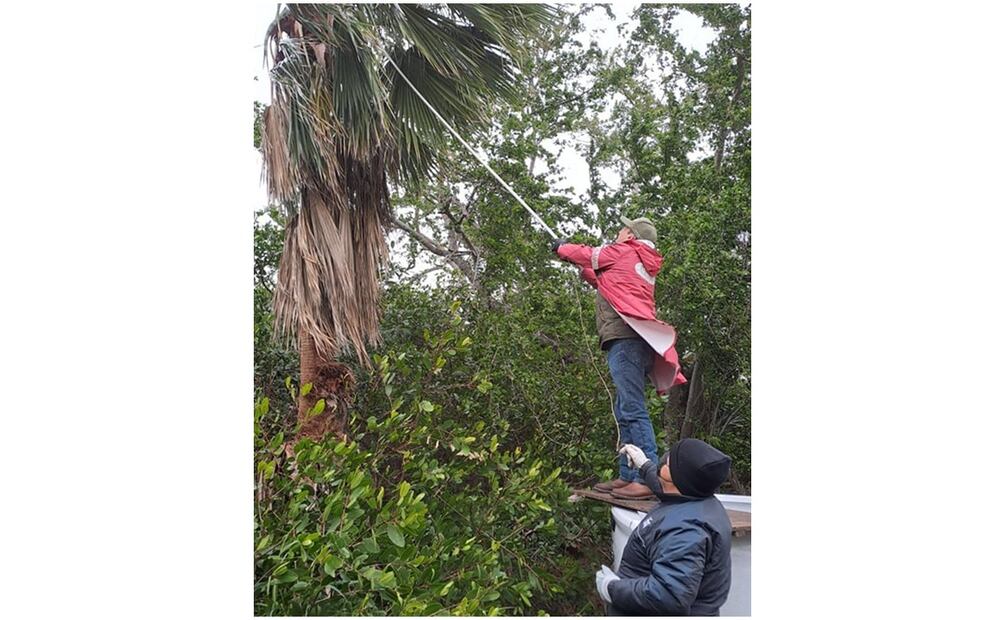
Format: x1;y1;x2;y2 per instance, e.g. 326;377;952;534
627;239;663;276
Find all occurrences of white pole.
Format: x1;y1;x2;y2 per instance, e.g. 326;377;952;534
382;51;560;240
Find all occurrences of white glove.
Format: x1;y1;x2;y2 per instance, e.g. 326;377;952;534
595;564;619;603
618;444;650;470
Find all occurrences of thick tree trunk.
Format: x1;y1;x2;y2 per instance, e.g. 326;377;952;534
296;327;352;441
297;328;320;420
662;381;689;444
680;357;704;440
728;469;747;495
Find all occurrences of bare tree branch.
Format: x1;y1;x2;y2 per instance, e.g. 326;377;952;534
405;264;448;284
389;212;480;289
439;196;480;258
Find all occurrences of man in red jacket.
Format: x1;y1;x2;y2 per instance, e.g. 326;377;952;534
552;216;686;499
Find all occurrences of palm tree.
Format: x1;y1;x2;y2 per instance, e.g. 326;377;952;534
262;4;556;438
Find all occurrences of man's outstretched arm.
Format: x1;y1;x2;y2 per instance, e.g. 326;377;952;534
554;242;624;272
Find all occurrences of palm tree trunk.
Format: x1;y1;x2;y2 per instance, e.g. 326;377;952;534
297;327;351;441
298;328;320;420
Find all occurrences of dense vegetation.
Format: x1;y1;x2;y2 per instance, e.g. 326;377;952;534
255;4;749;615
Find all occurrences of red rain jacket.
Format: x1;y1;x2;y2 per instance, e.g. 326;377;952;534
557;239;687;393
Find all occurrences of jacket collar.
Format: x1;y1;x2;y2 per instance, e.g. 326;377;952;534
653;489;706;504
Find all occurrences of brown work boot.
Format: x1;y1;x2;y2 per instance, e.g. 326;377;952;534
593;478;631;493
610;482;655;499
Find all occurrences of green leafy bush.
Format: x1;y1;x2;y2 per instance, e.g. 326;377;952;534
255;301;608;616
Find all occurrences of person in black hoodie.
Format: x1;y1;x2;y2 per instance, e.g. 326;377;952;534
595;438;733;616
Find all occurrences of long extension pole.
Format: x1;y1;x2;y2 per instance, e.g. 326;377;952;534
382;51;559;240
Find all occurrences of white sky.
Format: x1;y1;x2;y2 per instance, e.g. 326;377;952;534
543;5;716;234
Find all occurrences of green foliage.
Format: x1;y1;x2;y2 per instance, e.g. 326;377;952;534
254;206;297;432
383;3;751;485
255;305;608;616
253;101;265;150
597;3;752;484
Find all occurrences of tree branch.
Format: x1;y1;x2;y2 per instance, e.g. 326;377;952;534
390;212;480;289
439;197;479;259
405;264;448;285
714;52;747;174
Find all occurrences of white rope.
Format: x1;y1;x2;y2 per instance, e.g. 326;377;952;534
382;51;559;240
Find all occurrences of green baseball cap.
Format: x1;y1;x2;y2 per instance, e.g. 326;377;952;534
620;215;658;242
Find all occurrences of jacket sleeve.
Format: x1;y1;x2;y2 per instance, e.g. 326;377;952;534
580;267;599;288
639;459;661;487
607;517;710;614
556;243;624;272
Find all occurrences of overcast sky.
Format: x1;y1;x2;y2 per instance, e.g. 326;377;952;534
249;3;716;220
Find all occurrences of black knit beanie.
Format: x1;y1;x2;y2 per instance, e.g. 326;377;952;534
668;438;732;498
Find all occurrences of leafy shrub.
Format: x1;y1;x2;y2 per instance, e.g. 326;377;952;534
255;301;608;616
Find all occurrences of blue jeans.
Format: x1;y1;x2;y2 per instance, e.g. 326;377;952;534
606;338;657;482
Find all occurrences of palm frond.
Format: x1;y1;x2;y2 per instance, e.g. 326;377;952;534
449;4;560;58
263;3;556;365
261;92;299;201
